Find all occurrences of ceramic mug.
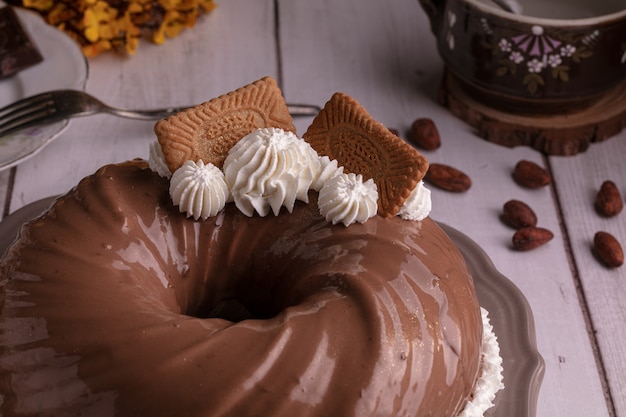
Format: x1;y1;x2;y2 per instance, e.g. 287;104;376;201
419;0;626;113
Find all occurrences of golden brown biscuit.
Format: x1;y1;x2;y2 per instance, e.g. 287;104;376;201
155;77;296;172
303;92;429;217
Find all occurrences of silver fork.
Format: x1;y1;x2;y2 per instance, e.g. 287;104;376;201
0;90;321;137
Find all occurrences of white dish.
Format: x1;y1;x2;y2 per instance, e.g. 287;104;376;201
0;3;89;171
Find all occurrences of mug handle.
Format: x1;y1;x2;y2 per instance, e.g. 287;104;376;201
418;0;446;35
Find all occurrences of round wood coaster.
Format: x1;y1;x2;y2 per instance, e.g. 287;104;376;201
438;69;626;156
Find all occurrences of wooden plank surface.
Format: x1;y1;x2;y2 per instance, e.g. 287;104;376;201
550;138;626;417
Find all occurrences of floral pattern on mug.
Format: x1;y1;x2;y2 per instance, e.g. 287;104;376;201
480;20;598;94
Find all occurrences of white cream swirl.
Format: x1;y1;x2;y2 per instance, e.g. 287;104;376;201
458;308;505;417
397;181;431;221
148;140;171;178
311;156;344;191
318;173;378;226
223;127;321;217
169;160;229;220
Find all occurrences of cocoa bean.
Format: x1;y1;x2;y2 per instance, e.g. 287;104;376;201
594;231;624;268
408;118;441;151
513;160;551;188
424;163;471;192
512;227;553;251
503;200;538;229
595;180;623;217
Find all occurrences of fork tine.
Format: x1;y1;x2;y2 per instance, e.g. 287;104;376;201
0;92;60;137
0;91;54;116
0;99;50;124
0;108;59;137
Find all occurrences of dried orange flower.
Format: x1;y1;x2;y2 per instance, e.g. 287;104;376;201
8;0;217;56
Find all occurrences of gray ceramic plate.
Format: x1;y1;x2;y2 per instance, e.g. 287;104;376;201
0;200;544;416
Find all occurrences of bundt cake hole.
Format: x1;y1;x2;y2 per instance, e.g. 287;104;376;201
198;298;281;322
204;298;254;322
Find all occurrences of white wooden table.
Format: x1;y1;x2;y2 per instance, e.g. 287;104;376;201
1;0;625;416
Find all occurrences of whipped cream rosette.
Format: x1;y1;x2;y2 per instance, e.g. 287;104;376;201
398;181;432;221
458;308;505;417
149;140;172;178
169;159;229;220
223;127;320;217
318;173;378;226
311;156;344;191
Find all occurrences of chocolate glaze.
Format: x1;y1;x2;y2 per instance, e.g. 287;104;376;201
0;160;482;417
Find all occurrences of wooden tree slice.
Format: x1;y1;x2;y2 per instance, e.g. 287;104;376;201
438;69;626;156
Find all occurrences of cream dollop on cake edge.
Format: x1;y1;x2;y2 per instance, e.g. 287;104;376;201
169;160;229;220
224;127;321;217
318;172;378;226
459;308;505;417
149;127;432;226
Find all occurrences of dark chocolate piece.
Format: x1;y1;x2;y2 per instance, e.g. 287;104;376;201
0;6;43;78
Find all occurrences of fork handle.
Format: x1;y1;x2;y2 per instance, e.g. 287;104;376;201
287;104;321;117
106;104;320;120
105;107;189;120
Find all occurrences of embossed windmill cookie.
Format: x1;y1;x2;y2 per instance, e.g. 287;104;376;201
303;92;429;217
155;77;296;172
